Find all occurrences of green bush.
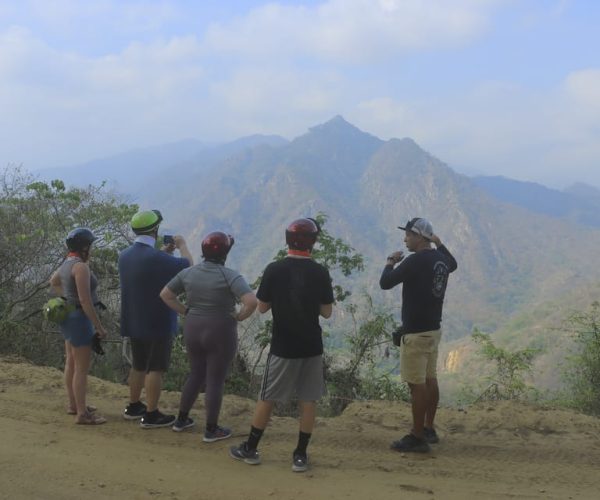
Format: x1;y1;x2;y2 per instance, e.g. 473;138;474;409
562;301;600;415
470;328;540;401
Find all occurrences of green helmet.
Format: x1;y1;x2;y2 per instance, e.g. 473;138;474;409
131;209;163;235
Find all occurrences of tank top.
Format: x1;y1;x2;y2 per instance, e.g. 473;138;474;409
57;256;99;306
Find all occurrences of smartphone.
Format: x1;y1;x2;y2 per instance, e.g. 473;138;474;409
163;234;174;245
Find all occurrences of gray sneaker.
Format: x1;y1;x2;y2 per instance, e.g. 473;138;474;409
292;452;308;472
229;442;261;465
172;417;195;432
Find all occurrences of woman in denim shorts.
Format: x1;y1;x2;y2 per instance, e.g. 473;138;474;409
50;228;107;425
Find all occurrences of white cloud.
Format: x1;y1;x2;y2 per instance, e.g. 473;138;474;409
564;68;600;112
207;65;345;138
1;1;598;189
205;0;498;63
0;27;207;167
353;98;413;139
7;0;179;35
350;72;600;187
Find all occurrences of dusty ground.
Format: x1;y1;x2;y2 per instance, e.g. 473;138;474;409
1;358;600;500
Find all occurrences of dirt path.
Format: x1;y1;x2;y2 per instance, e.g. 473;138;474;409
1;359;599;500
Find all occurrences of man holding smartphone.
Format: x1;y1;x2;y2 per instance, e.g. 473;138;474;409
119;210;193;428
380;217;457;453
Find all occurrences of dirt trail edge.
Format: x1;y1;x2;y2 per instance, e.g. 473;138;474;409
1;359;599;500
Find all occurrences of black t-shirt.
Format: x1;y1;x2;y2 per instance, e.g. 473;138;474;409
379;245;457;333
257;257;334;359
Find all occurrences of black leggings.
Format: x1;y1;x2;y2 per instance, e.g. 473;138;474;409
179;315;237;425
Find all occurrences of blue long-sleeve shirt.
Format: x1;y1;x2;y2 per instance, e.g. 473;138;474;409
380;245;457;333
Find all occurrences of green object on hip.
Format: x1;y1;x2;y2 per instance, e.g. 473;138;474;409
43;297;75;324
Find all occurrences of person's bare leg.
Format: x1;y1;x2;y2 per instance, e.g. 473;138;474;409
71;345;92;417
251;400;275;429
128;368;146;403
425;377;439;429
64;341;76;411
145;371;163;412
408;382;427;438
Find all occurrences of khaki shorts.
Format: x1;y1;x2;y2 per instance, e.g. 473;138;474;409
400;329;441;384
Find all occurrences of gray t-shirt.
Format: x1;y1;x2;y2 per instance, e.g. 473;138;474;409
166;261;252;318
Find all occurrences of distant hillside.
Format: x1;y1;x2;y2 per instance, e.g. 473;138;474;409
37;139;208;195
35;118;600;387
472;175;600;228
37;135;288;197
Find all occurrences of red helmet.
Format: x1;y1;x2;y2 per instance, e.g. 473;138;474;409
201;231;234;261
285;218;320;251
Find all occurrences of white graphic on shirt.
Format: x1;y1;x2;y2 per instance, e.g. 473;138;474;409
432;261;449;298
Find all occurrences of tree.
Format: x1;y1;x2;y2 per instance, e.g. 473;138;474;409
471;329;539;401
563;301;600;415
0;166;137;374
324;293;408;415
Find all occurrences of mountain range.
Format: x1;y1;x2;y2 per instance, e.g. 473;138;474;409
35;116;600;392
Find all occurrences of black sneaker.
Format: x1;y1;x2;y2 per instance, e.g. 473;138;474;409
390;433;431;453
229;442;261;465
172;417;195;432
424;427;439;444
122;401;147;420
140;411;176;429
292;452;308;473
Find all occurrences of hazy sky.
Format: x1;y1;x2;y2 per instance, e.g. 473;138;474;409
1;0;599;188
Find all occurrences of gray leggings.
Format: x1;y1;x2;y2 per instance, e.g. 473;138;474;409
179;315;237;425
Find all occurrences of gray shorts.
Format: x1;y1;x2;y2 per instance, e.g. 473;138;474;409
259;353;326;402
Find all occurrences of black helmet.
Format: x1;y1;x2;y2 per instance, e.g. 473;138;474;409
201;231;234;262
66;228;97;252
285;218;320;251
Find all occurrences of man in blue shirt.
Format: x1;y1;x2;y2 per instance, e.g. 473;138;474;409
380;217;457;453
119;209;192;428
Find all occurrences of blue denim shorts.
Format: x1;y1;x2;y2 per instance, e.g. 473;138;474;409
60;309;94;347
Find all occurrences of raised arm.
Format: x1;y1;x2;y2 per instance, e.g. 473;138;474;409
430;234;457;272
173;235;194;266
380;254;410;290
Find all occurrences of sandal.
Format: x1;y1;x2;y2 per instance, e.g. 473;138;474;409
76;411;107;425
67;405;97;415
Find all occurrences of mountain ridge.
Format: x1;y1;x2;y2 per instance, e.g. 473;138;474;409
32;118;600;355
